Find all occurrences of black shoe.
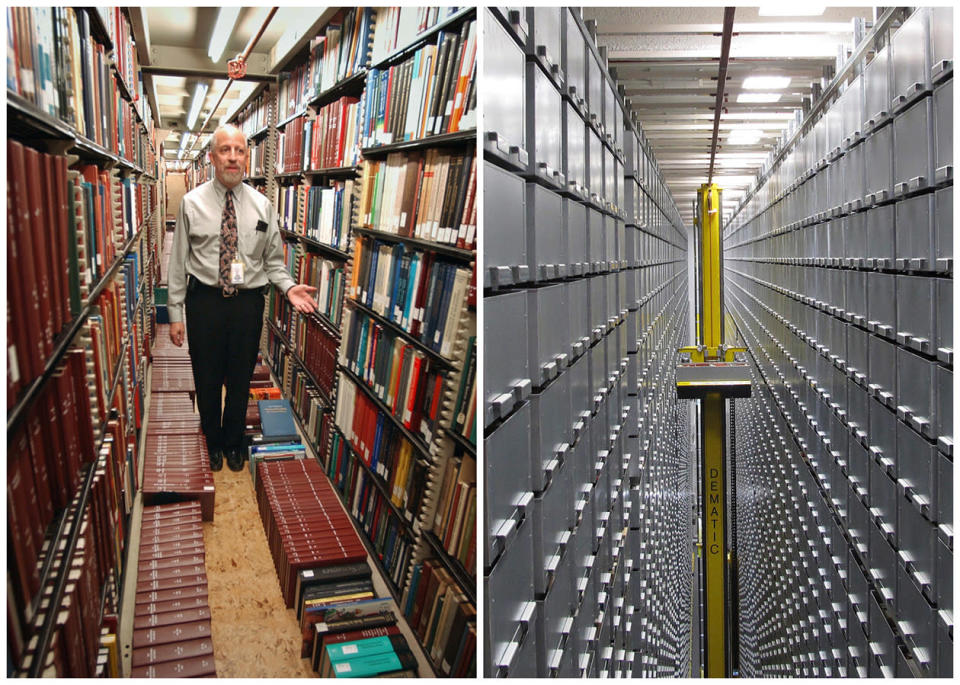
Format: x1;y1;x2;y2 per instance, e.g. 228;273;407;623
226;446;245;472
210;449;224;472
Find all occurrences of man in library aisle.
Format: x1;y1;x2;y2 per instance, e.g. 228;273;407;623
167;124;318;472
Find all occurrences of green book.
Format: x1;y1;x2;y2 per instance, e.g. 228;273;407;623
331;647;417;678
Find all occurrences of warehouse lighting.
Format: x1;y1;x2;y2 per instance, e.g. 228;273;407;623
208;7;242;62
737;92;782;103
758;5;825;16
727;129;764;145
186;82;209;130
742;75;791;90
177;133;192;160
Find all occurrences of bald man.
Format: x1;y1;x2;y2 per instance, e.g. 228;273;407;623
167;124;318;471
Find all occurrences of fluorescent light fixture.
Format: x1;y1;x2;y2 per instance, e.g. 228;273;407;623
208;7;242;63
758;5;825;16
737;92;782;103
186;82;208;130
742;75;791;90
177;133;191;160
726;129;764;145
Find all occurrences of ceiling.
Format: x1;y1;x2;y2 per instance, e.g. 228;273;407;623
128;7;335;166
582;6;876;227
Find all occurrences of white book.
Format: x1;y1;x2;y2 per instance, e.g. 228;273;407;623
440;268;469;358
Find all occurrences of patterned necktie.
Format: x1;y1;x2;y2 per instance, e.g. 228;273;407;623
219;189;238;296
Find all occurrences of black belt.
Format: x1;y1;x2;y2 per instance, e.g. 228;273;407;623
187;274;268;297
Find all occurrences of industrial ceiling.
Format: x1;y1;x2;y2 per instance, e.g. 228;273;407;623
582;6;876;227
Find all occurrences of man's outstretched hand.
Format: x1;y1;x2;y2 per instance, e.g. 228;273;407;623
170;322;185;347
287;283;319;315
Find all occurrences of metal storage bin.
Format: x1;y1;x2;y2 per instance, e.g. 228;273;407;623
896;275;936;354
864;46;892;129
530;372;573;493
526;61;565;188
492;7;528;46
936;365;953;456
485;400;533;563
534;453;575;594
561;8;586;107
526;182;567;281
897;498;935;599
568;350;590;420
866;271;897;339
485;161;528;288
892;96;934;195
869;397;899;476
933;78;952;182
588;128;604;207
528;283;570;387
538;556;576;673
895;192;935;271
563;101;587;197
565;197;589;275
934;187;952;272
864;125;894;205
896;347;937;440
529;7;563;82
890;7;931;105
897;564;937;674
587;206;606;273
586;49;603;132
485;290;532;425
486;520;536;673
484;10;527;166
897;417;937;526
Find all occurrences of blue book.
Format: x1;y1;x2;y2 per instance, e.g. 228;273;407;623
365;243;380;308
403;564;421;618
387;243;405;319
430;263;457;351
401;253;419;329
257;399;299;441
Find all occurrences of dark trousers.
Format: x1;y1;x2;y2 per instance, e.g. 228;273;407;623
185;279;265;451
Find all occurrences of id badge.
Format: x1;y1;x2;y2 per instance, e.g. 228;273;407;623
230;260;245;285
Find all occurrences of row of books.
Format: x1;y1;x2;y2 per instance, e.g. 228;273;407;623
6;7;150;164
268;296;340;401
432;451;476;574
276;96;363;174
340;307;447;443
265;340;329;448
349;238;472;359
322;437;416;592
101;7;150;132
246;137;269;178
327;414;427;523
130;502;216;678
278;242;346;326
450;336;477;445
233;88;273;139
293;561;419;676
10;412;130;675
8;346;97;613
255;458;369;608
278;7;375;122
277;179;355;252
141;394;215;522
370;7;464;65
359;148;477;248
362;17;476;148
401;557;476;676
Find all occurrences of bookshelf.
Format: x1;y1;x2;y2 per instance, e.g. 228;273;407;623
234;6;476;677
6;6;161;676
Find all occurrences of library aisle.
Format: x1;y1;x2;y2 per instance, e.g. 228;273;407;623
7;5;476;677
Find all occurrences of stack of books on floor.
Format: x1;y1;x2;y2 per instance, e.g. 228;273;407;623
131;502;215;677
141;391;214;521
294;555;420;676
248;398;307;484
255;459;367;610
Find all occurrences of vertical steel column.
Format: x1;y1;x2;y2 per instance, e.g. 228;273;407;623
699;183;727;677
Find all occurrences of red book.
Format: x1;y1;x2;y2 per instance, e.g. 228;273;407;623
23;145;55;358
132;606;212;630
403;355;423;428
6;141;34;391
130;636;213;668
134;584;209;607
25;406;55;527
133;595;209;618
41;153;64;336
130;653;216;678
